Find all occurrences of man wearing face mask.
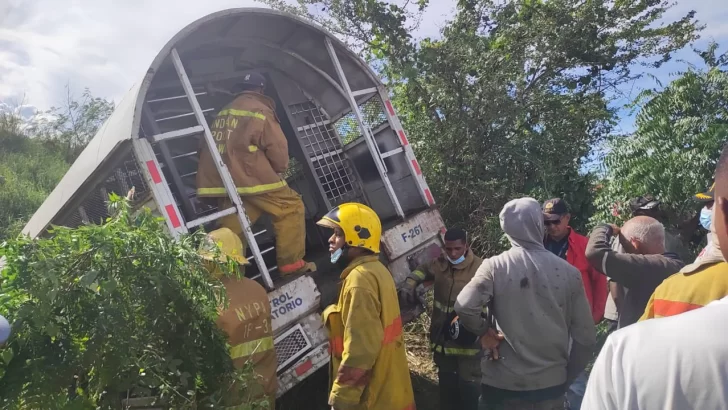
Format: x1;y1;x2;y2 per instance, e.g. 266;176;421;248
400;228;484;410
317;203;415;410
640;191;728;321
582;144;728;410
696;182;715;247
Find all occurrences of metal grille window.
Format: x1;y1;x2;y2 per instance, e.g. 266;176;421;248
52;150;151;229
290;101;361;206
334;95;388;145
274;324;312;372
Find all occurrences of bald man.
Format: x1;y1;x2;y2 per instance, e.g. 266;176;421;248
585;216;685;328
582;144;728;410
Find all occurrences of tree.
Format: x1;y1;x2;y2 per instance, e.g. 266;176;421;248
268;0;700;255
31;86;115;163
592;43;728;228
0;197;266;409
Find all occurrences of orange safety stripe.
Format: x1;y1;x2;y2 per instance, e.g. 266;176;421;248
279;259;305;274
329;336;344;358
382;315;403;345
337;365;372;387
653;299;704;317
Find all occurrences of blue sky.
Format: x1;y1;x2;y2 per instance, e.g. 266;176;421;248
0;0;726;128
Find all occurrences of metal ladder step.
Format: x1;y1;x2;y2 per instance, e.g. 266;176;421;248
185;207;237;229
168;48;274;289
152;125;204;142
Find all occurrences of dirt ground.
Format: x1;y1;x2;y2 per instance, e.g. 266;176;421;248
276;294;611;410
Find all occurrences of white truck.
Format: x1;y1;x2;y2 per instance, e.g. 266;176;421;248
22;8;444;398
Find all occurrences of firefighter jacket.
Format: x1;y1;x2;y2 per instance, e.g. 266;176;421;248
197;91;289;197
408;250;484;356
216;276;278;407
323;255;416;410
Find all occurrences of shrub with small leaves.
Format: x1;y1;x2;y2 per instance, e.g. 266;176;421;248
592;44;728;230
0;195;266;409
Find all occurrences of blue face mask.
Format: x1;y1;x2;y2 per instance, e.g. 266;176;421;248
331;247;344;263
700;207;712;231
447;254;466;265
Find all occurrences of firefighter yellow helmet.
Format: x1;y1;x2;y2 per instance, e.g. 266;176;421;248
198;227;249;265
317;203;382;254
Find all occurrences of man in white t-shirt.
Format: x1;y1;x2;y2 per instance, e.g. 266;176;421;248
582;296;728;409
583;145;728;410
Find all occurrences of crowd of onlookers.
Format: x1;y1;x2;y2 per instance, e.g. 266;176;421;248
408;145;728;410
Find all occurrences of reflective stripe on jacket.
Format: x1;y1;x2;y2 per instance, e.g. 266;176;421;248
640;261;728;320
408;250;483;356
216;276;278;407
324;255;416;410
197;91;289;197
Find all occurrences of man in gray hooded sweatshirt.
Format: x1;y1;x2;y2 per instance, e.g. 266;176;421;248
455;198;596;410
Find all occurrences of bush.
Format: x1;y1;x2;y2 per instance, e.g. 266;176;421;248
0;196;264;409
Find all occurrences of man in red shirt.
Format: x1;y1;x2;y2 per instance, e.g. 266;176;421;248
543;198;606;410
543;198;606;323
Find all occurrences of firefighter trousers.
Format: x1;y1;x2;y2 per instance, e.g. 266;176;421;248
434;353;481;410
218;186;307;275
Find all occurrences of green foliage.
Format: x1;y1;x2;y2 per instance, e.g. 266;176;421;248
0;88;113;241
0;197;264;409
29;86;115;163
273;0;699;255
262;0;428;63
0;114;69;241
592;44;728;227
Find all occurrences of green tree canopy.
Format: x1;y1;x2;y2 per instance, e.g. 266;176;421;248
30;86;115;163
267;0;700;254
592;43;728;227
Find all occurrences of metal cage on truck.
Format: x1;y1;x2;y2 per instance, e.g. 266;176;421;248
21;8;446;399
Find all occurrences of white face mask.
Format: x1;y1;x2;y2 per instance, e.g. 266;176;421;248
330;247;344;263
446;254;466;265
700;207;712;231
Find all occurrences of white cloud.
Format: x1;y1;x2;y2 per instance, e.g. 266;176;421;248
0;0;724;113
0;0;264;110
0;0;458;111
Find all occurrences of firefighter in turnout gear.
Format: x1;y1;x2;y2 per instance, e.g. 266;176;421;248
317;203;416;410
400;228;483;410
196;71;315;276
199;228;278;409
